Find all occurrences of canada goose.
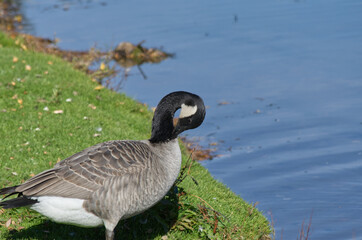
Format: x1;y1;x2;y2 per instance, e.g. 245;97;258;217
0;91;205;240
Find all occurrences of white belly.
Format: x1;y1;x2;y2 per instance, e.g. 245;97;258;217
30;196;103;227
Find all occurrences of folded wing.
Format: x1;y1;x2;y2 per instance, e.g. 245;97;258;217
15;140;152;199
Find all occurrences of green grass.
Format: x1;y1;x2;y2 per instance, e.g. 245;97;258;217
0;32;21;49
0;32;271;239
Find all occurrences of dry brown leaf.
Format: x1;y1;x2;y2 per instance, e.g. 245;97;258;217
94;85;104;90
100;62;106;70
17;99;23;105
47;61;53;65
11;94;18;99
25;65;31;71
53;110;64;114
21;44;28;51
29;173;35;177
88;104;96;110
14;15;22;22
5;218;11;228
218;101;230;106
12;56;18;63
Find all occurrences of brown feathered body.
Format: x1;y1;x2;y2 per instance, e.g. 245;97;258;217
13;139;181;230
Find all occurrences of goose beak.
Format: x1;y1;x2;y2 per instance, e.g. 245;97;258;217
172;118;182;137
173;117;179;128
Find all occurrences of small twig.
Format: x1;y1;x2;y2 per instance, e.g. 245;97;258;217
189;194;215;211
305;210;313;240
213;211;219;234
187;150;195;175
199;206;212;224
174;151;194;185
198;205;229;224
136;40;146;48
297;210;313;240
137;65;147;80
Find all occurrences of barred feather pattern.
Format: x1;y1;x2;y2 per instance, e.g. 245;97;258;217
14;139;182;228
84;139;182;225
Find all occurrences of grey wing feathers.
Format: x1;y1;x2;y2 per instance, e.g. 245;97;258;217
15;140;152;199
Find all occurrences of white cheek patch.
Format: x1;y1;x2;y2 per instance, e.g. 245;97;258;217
179;103;197;118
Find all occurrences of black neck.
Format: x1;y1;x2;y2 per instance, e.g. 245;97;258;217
148;91;205;144
149;101;178;143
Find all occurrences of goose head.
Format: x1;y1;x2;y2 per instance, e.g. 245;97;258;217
149;91;206;143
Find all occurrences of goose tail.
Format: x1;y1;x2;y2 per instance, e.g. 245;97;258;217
0;185;18;196
0;195;38;209
0;185;38;209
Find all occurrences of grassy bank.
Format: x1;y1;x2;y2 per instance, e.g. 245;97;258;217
0;32;271;239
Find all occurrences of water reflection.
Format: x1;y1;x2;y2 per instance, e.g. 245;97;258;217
0;0;32;32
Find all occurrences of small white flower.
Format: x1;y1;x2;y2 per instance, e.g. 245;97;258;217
43;106;49;111
198;226;203;232
66;98;72;102
35;128;40;131
96;127;102;132
83;116;88;120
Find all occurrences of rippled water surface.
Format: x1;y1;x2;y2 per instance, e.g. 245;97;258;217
22;0;362;239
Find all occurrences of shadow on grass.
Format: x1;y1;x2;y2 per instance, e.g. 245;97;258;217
7;189;180;240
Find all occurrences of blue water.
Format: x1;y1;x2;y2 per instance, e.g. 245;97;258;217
21;0;362;239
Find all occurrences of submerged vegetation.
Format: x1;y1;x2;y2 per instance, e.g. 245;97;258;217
113;41;172;66
0;0;172;89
